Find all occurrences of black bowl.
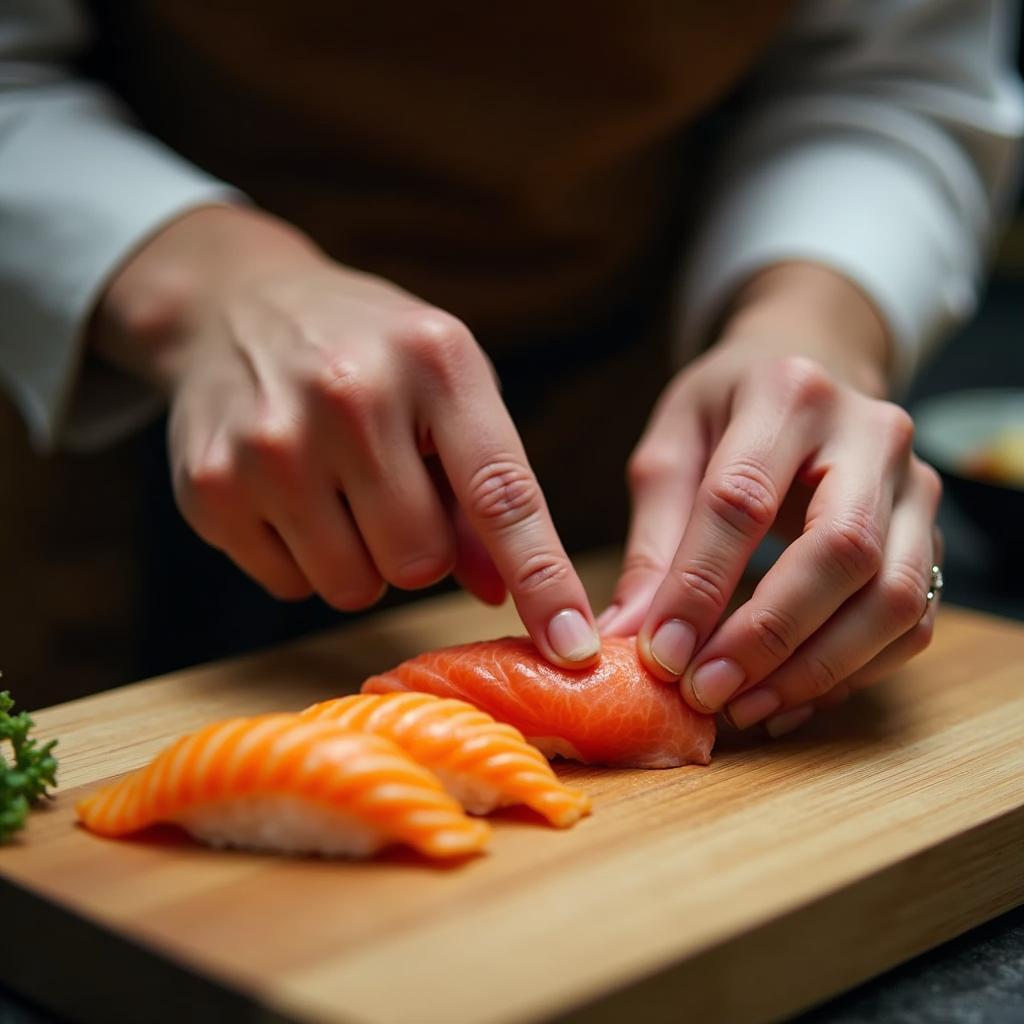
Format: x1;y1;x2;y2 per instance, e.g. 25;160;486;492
911;389;1024;562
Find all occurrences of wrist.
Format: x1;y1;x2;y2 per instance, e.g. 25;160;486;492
89;204;320;388
714;262;891;398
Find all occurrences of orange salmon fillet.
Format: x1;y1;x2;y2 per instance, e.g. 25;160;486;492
76;714;490;859
302;693;591;827
362;637;715;768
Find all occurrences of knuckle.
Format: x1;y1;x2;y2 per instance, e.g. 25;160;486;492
244;417;302;461
397;309;476;389
175;455;239;536
800;654;841;699
750;605;800;662
181;455;236;506
239;419;305;483
512;553;572;595
668;561;730;616
626;446;680;493
878;562;929;629
876;402;916;455
313;358;385;425
465;458;542;530
704;461;778;537
820;511;884;584
774;356;836;409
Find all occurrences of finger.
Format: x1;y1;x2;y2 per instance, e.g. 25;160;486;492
341;442;456;590
760;572;942;737
810;498;941;704
223;522;314;600
597;404;706;637
271;488;386;611
834;567;942;694
452;503;508;606
312;359;456;590
746;602;939;740
762;588;942;736
725;459;941;730
171;436;313;601
226;410;387;610
430;460;506;605
682;405;914;712
418;324;598;666
638;359;834;682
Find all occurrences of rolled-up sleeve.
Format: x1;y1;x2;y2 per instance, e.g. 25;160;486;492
678;0;1024;392
0;0;240;450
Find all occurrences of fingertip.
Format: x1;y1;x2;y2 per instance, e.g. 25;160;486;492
635;632;679;683
641;617;697;682
543;607;601;668
678;673;713;714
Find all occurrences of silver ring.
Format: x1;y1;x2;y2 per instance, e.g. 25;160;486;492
926;564;944;605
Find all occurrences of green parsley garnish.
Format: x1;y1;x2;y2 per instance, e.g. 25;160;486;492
1;689;58;842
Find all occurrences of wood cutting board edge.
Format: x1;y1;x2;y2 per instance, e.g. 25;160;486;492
548;802;1024;1024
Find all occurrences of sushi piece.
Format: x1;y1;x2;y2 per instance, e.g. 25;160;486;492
301;693;591;827
76;714;489;859
362;636;715;769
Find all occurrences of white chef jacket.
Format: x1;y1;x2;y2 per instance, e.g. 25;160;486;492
1;0;1022;452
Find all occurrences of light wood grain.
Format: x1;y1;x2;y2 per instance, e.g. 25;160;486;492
1;549;1023;1024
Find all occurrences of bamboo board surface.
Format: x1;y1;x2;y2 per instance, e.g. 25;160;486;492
1;550;1023;1024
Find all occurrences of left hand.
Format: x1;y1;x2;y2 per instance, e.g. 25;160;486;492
598;263;943;737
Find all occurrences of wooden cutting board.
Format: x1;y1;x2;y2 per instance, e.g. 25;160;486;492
2;550;1022;1024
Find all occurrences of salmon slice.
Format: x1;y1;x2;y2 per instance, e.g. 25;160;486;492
301;693;591;827
76;714;490;859
362;637;715;768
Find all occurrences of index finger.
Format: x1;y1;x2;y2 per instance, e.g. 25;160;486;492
421;340;599;667
637;361;832;682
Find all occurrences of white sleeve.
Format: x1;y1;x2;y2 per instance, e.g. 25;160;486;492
677;0;1024;392
0;0;241;451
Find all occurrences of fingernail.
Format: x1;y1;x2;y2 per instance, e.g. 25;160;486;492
726;688;782;730
547;609;601;663
689;658;745;712
595;604;621;631
649;619;697;677
765;706;815;739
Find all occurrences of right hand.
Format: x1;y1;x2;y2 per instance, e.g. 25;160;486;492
91;205;600;666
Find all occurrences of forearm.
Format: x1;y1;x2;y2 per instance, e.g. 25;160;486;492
714;262;891;399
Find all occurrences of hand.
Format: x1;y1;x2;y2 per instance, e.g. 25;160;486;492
91;206;600;666
599;264;942;735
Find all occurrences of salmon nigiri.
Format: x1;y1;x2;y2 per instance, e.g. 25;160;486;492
362;637;715;769
76;714;489;859
301;693;591;827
